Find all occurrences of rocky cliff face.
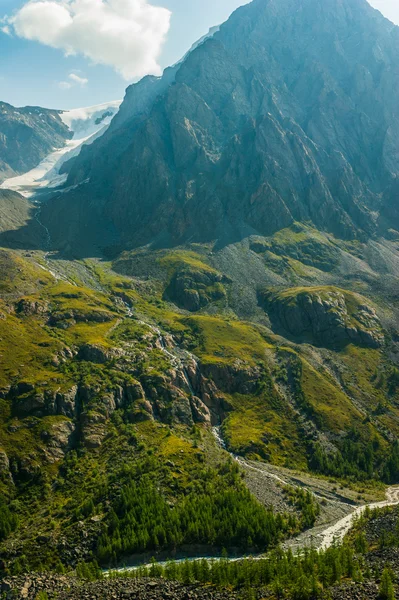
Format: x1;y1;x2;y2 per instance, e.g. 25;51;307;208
41;0;399;256
0;103;71;183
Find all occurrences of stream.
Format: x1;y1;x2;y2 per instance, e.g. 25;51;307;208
105;483;399;575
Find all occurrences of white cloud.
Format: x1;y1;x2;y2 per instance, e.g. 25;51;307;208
58;71;88;89
6;0;171;80
1;25;11;35
69;72;88;85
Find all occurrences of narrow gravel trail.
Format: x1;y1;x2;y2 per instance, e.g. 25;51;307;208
318;485;399;550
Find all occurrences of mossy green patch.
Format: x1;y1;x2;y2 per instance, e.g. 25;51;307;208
183;316;273;366
252;223;341;274
300;357;363;432
0;305;64;389
223;392;308;469
0;249;52;297
158;250;218;276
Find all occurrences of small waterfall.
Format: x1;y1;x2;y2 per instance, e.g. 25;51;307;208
212;425;227;449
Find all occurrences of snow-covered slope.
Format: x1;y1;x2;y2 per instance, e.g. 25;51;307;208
1;101;121;197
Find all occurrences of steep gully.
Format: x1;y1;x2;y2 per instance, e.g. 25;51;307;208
107;304;399;572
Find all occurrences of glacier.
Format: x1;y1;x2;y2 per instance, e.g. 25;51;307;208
0;101;121;198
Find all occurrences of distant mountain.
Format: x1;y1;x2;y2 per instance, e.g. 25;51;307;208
1;101;121;197
41;0;399;256
0;103;71;183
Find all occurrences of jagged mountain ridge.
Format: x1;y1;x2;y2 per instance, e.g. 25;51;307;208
0;103;72;184
40;0;399;256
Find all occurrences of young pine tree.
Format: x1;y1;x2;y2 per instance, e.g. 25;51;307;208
379;568;395;600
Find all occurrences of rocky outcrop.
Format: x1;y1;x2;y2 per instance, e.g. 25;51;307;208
48;310;114;330
15;299;48;317
7;340;261;431
11;386;79;419
40;419;75;462
261;286;384;348
126;398;154;423
9;377;147;423
77;344;123;364
80;411;107;449
190;396;211;424
165;268;228;312
54;387;79;418
201;361;262;396
250;224;342;272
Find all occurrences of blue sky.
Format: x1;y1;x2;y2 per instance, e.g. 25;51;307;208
0;0;397;110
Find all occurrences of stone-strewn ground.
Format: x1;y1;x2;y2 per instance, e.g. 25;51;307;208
330;582;381;600
0;574;393;600
0;576;239;600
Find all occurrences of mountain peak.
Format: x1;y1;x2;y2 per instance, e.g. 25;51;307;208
39;0;399;256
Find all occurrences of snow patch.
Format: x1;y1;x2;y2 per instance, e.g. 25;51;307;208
59;101;122;139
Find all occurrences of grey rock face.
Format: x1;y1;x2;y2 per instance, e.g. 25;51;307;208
40;420;75;462
12;386;79;419
190;396;211;423
77;344;122;364
55;387;79;418
202;362;263;396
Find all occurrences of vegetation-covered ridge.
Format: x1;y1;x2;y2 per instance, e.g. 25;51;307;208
0;236;398;576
